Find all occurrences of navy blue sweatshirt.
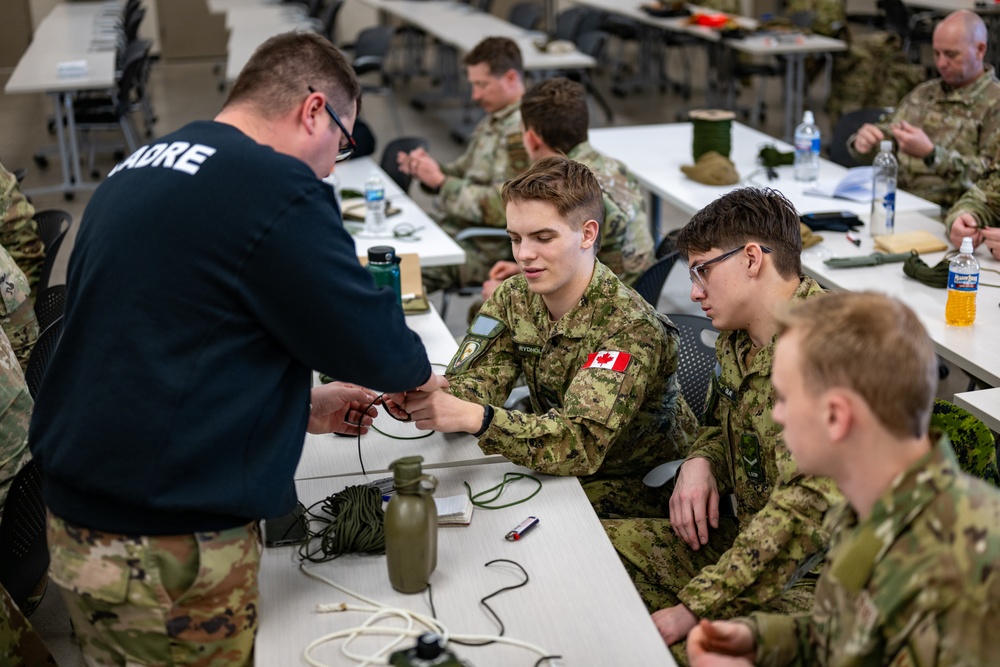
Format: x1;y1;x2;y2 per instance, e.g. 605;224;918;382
29;121;431;534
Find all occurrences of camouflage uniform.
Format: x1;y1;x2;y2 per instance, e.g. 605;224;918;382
847;66;1000;209
422;101;530;293
783;0;845;38
0;246;39;373
566;141;654;285
446;261;698;518
47;513;261;667
0;581;56;667
603;278;842;624
0;326;32;525
0;163;45;297
740;436;1000;666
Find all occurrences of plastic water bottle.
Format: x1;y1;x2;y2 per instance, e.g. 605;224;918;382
793;110;820;182
870;140;897;237
945;236;979;326
364;171;386;236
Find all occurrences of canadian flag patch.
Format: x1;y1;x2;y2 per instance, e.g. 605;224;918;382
581;351;632;372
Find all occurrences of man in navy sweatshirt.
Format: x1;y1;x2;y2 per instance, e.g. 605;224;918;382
28;32;438;666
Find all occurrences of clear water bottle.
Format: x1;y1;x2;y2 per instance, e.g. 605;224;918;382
870;140;897;237
793;110;820;182
364;170;386;236
945;236;979;326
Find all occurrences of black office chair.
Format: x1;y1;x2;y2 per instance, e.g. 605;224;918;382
632;250;680;307
667;313;719;422
352;26;403;136
0;459;49;616
320;0;344;42
25;316;64;400
508;1;544;30
349;119;377;159
33;284;67;333
568;30;614;123
33;211;71;294
380;137;429;192
32;209;71;251
829;107;889;167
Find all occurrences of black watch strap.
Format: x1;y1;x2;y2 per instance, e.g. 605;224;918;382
473;404;494;437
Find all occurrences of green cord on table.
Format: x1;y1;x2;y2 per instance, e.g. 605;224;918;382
463;472;542;509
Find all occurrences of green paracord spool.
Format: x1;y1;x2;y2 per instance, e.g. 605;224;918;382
690;109;736;161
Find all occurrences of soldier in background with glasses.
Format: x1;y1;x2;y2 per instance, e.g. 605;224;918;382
28;32;439;666
603;187;842;663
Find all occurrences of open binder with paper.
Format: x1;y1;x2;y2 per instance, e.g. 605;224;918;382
803;167;873;203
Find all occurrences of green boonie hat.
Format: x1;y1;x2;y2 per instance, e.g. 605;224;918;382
680;151;739;186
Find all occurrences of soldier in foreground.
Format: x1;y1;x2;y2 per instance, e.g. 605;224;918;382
688;292;1000;666
397;157;697;518
603;188;842;662
482;77;653;297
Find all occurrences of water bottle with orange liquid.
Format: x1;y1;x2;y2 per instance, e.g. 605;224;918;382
945;236;979;326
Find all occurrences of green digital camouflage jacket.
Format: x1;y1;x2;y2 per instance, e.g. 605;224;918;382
0;245;39;372
744;436;1000;666
446;261;697;481
849;66;1000;209
0;162;45;296
0;326;32;523
432;100;530;233
678;277;843;617
567;141;654;286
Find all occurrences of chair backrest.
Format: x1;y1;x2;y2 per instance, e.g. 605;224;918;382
829;107;888;167
666;313;719;421
353;25;395;78
25;316;64;400
32;209;71;250
877;0;914;39
33;284;67;333
306;0;324;17
632;251;679;306
509;1;544;30
350;119;377;159
124;5;145;43
0;459;49;613
553;6;586;40
380;137;429;191
321;0;344;41
575;29;609;58
931;399;1000;487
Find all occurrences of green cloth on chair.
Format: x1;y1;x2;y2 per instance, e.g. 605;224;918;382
931;399;1000;487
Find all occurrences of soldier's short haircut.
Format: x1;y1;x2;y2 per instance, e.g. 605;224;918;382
521;78;589;154
502;156;604;239
777;291;937;440
675;187;801;279
224;32;361;121
463;37;524;78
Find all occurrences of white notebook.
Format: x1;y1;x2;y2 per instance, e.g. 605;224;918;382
435;494;474;526
803;167;874;203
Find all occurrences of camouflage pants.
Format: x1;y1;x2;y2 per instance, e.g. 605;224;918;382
583;477;673;520
603;517;815;664
47;513;261;667
0;581;56;667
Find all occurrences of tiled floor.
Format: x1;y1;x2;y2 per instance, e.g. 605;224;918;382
0;27;968;666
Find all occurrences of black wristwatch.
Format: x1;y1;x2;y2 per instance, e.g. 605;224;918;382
473;404;494;437
923;146;937;168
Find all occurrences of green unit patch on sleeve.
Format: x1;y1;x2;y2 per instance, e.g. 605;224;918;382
447;315;507;374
